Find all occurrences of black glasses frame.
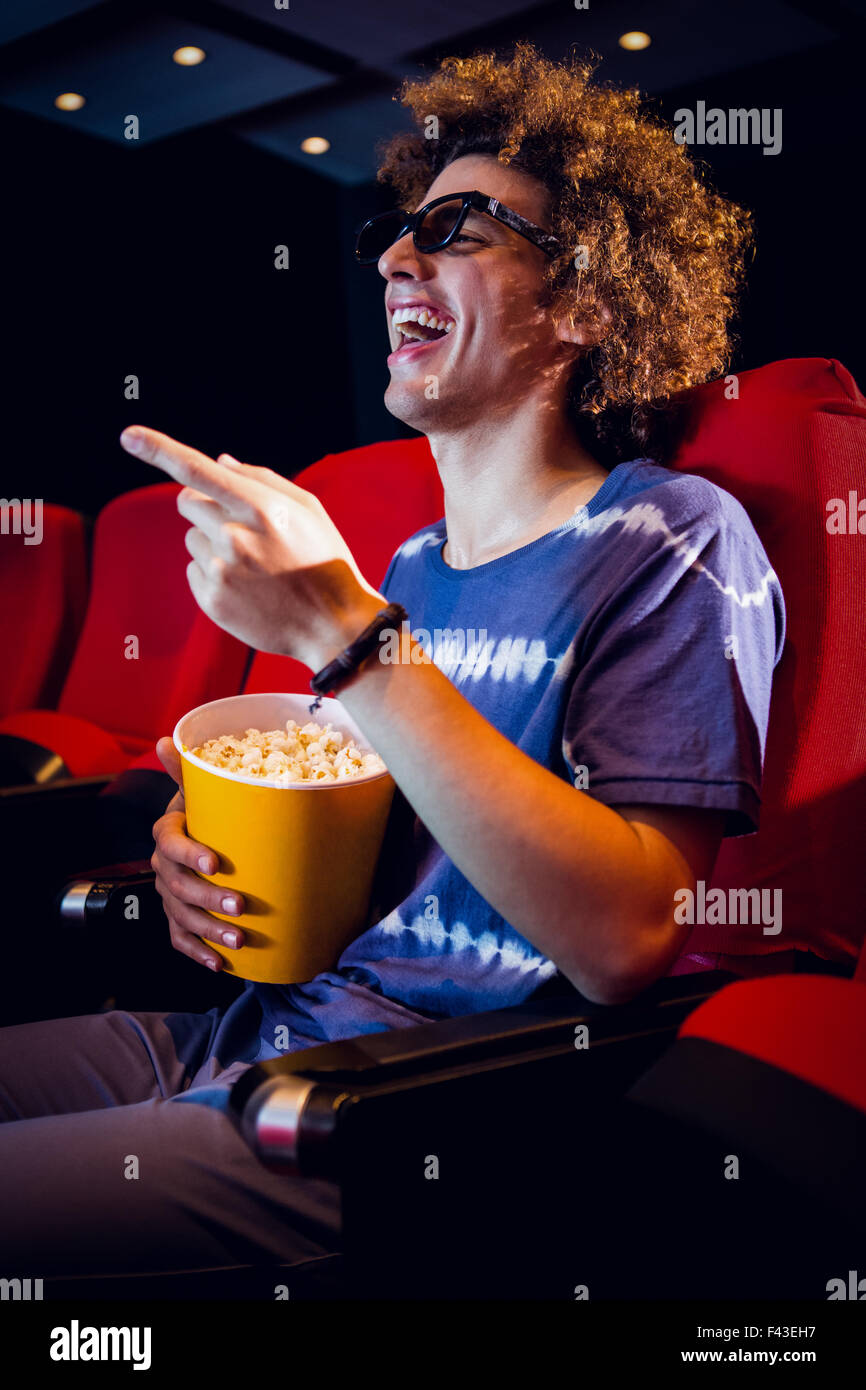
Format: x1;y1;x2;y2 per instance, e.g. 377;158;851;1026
354;190;563;265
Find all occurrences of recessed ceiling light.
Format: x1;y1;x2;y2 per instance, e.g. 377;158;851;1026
55;92;85;111
619;31;651;51
301;136;330;155
173;46;206;66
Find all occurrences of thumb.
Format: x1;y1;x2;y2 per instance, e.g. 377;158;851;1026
156;736;184;792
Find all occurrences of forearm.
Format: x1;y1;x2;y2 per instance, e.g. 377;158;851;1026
335;627;694;1003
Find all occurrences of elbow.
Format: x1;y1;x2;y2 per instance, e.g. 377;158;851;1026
562;915;685;1007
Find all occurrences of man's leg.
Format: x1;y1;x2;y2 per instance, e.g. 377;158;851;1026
0;1087;341;1278
0;1007;218;1121
0;996;341;1278
0;1005;341;1278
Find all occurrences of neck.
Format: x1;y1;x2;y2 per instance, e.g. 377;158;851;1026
424;401;610;570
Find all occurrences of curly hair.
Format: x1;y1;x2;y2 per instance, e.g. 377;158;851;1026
376;42;754;465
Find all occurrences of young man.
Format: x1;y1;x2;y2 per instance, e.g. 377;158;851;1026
0;45;784;1278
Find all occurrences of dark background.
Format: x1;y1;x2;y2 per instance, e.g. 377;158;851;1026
1;0;863;516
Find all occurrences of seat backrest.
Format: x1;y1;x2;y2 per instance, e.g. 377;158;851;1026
665;358;866;969
677;975;866;1117
0;502;89;715
58;483;249;744
244;438;442;694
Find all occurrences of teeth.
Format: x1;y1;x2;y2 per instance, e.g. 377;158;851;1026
391;305;456;332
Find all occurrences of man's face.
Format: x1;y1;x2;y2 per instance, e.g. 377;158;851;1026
379;153;571;432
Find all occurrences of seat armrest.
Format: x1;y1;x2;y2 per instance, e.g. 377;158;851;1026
234;970;735;1083
230;970;735;1177
0;774;115;803
55;860;157;922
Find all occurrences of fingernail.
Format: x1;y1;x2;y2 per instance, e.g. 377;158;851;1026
207;958;219;971
221;896;240;914
223;931;240;948
199;855;214;873
121;427;143;454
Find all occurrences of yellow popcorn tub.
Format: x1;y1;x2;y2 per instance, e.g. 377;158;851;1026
173;692;395;984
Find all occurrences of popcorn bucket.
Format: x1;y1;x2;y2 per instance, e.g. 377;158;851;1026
173;692;395;984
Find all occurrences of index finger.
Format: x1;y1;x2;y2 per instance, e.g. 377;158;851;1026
154;812;220;879
120;426;254;510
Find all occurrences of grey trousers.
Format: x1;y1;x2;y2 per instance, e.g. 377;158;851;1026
0;1003;342;1280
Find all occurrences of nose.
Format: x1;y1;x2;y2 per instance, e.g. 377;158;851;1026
378;229;434;283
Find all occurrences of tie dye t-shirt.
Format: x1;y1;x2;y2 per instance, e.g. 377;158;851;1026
248;456;785;1060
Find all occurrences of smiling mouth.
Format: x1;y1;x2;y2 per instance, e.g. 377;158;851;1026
390;305;456;353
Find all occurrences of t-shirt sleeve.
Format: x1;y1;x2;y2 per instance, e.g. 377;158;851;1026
380;546;401;599
562;486;786;837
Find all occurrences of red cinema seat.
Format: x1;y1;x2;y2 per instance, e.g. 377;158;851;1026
663;358;866;976
73;438;443;781
0;502;88;716
0;484;249;777
580;968;866;1300
631;967;866;1289
243;436;443;695
674;973;866;1121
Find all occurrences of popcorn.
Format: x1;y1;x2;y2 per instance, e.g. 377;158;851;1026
189;718;386;785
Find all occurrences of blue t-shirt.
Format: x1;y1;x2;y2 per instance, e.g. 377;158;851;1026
242;457;785;1060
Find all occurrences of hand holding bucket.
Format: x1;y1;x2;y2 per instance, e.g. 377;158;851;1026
173;692;395;984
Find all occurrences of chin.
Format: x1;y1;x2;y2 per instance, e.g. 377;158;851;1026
384;381;468;437
383;384;439;433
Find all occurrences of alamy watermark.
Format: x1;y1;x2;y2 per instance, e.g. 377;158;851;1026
827;1270;866;1299
377;621;490;669
49;1321;152;1370
826;490;866;534
674;880;782;935
0;498;42;545
1;1276;43;1299
673;101;782;156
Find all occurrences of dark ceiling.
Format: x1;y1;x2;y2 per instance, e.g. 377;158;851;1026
0;0;862;184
